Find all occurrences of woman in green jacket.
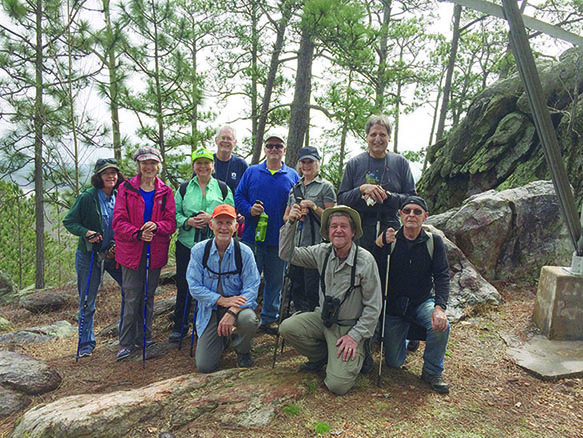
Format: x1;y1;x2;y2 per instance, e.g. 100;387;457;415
63;158;125;358
168;147;234;343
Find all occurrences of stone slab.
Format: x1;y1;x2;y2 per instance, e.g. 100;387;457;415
533;266;583;340
508;335;583;380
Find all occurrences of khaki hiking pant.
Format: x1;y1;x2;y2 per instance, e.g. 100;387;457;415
279;310;364;395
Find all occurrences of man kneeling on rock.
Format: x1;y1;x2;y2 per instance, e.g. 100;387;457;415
373;195;451;393
187;204;260;372
279;205;381;395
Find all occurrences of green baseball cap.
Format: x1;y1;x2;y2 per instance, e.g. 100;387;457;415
191;147;214;163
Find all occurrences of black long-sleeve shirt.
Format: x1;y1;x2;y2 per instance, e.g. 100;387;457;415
372;228;450;311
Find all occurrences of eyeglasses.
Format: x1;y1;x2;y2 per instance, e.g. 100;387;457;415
401;207;424;216
265;143;284;150
96;158;118;166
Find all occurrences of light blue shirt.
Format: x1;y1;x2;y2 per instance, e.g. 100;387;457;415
187;238;260;336
97;189;116;248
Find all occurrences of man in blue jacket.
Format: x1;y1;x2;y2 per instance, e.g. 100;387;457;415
373;196;451;393
187;204;261;371
235;132;299;334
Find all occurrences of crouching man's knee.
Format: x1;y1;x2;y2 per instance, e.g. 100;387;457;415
324;373;354;396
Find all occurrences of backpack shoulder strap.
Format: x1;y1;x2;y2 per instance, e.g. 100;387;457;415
426;231;434;260
233;238;243;274
217;180;228;200
202;239;213;270
320;247;333;297
179;181;189;199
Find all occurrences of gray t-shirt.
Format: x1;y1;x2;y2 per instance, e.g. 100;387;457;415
287;175;336;247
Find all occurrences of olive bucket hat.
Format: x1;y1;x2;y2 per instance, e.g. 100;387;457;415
320;205;363;241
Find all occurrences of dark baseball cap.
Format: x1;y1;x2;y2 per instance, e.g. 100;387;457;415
400;195;428;212
298;146;321;162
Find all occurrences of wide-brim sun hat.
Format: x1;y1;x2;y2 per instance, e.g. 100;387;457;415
191;147;214;163
320;205;363;241
133;146;162;163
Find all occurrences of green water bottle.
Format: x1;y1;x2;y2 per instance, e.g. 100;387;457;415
255;212;268;242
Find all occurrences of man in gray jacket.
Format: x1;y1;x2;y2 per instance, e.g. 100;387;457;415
279;205;382;395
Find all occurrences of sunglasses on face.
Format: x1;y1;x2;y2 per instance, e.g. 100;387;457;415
265;143;284;150
401;207;424;216
96;158;118;166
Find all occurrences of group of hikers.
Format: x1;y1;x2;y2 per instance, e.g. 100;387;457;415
63;114;451;396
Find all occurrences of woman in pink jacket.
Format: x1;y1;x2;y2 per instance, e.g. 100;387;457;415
113;146;176;361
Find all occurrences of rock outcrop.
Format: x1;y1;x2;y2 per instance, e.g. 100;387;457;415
0;351;62;395
419;48;583;214
10;368;306;438
19;289;72;313
427;181;572;282
0;320;76;344
426;225;502;322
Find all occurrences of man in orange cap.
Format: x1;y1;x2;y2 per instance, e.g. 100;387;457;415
186;204;260;372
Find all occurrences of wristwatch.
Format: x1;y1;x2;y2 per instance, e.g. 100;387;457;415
312;204;318;212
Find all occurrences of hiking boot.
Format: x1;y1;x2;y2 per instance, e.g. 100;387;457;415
237;352;253;368
420;371;450;394
116;348;132;361
78;346;93;358
407;340;420;352
299;358;326;373
360;338;373;374
168;331;185;343
259;322;278;336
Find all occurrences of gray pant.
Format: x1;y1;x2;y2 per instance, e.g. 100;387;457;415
119;251;160;349
196;308;259;373
279;310;364;396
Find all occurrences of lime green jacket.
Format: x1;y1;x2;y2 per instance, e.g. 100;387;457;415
175;176;234;249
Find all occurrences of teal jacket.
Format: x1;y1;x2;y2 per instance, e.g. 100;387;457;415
63;187;112;255
175;176;234;249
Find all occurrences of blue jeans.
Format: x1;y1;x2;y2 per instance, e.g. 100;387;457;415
243;242;285;325
384;298;450;376
75;249;124;350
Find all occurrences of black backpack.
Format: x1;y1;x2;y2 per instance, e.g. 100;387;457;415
202;238;243;277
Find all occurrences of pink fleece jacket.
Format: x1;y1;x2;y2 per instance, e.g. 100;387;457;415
113;174;176;270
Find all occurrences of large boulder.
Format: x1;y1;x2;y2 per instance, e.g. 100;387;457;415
10;368;306;438
19;289;72;313
0;386;31;418
0;351;62;395
0;320;76;344
419;47;583;214
426;225;502;322
427;181;572;283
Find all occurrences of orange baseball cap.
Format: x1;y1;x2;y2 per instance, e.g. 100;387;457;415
211;204;236;219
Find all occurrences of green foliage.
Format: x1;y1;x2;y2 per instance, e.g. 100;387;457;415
314;421;332;435
283;403;300;416
401;149;425;164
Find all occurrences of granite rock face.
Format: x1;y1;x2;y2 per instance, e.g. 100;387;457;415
10;368;306;438
419;47;583;215
426;181;572;282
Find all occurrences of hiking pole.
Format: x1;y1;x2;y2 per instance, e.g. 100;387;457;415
76;242;96;362
377;251;391;387
142;244;151;369
272;219;299;368
178;293;191;351
189;299;198;357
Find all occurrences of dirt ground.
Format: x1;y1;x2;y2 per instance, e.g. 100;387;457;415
1;279;582;438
